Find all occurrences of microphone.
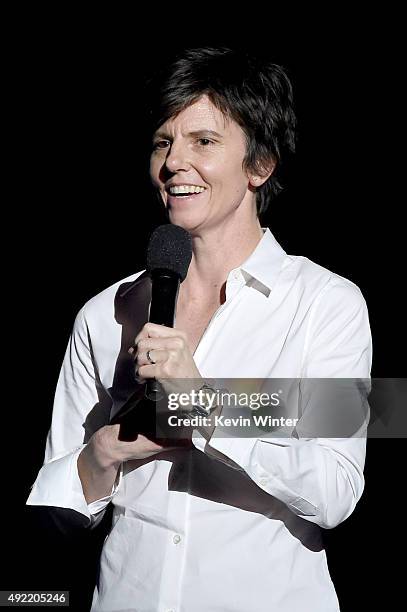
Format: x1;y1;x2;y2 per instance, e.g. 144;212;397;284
145;224;192;400
110;224;192;441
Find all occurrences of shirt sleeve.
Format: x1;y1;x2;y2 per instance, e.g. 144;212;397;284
192;279;372;529
26;307;123;527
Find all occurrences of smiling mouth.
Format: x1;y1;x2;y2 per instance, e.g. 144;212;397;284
166;189;207;204
167;185;207;198
169;192;203;198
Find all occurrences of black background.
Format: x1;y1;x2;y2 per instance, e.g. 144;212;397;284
4;14;405;611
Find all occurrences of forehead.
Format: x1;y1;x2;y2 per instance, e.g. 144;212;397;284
156;95;233;135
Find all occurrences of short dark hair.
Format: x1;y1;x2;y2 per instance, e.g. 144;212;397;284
145;47;296;216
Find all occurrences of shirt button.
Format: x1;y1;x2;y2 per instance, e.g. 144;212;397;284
232;270;240;280
259;477;269;486
173;534;181;544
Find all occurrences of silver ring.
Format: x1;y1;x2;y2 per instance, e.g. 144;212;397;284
146;349;156;364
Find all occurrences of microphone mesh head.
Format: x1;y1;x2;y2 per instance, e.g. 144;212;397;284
147;224;192;282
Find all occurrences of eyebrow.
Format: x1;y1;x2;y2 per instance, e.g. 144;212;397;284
152;129;224;141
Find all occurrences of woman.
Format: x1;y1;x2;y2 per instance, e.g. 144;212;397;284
28;48;372;611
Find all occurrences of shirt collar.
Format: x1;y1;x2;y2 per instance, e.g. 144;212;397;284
122;228;286;300
236;228;287;297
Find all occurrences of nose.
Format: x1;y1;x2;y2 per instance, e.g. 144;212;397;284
165;139;191;173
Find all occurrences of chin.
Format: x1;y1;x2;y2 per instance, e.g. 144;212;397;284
167;210;204;232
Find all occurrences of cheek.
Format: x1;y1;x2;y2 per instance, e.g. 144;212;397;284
197;159;217;183
210;151;248;186
200;158;238;189
222;162;249;192
149;157;162;188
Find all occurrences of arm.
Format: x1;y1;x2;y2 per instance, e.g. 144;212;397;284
26;307;121;527
27;304;185;525
77;445;121;505
193;280;372;529
77;423;181;504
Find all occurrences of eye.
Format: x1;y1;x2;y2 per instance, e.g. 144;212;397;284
197;138;213;146
152;139;170;150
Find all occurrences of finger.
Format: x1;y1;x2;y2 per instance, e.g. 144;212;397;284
140;322;187;340
137;348;169;367
128;337;165;358
133;326;151;346
137;363;156;379
134;371;146;384
137;361;175;379
135;337;184;353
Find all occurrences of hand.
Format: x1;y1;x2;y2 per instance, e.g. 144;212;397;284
86;424;182;470
129;322;203;396
78;424;187;504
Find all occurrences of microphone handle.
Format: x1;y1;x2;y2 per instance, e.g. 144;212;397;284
145;269;181;400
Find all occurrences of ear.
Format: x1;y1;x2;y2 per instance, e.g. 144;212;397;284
248;158;276;188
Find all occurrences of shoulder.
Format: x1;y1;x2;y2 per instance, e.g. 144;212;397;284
78;269;147;326
291;258;373;376
286;257;371;368
284;254;367;310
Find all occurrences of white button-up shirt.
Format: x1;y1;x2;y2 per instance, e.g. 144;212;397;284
27;228;372;612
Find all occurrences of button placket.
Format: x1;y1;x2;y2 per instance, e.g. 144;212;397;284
157;493;187;612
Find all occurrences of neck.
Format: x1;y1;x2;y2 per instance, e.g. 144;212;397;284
180;216;264;302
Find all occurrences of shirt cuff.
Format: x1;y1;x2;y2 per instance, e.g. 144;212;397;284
87;462;123;522
196;434;318;515
27;446;123;523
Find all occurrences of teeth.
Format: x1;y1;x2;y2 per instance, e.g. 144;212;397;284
169;185;206;195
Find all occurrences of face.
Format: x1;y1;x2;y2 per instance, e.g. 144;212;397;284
149;95;256;232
